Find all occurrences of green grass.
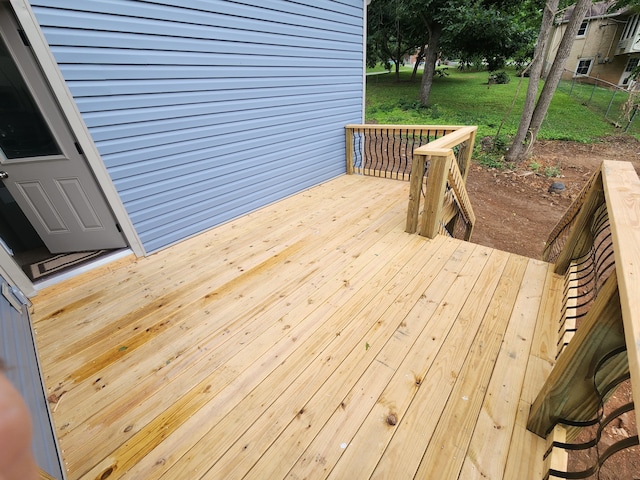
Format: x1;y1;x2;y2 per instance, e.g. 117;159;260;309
366;68;628;143
366;65;392;74
556;80;640;135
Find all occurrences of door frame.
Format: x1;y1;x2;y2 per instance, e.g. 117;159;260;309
1;0;145;292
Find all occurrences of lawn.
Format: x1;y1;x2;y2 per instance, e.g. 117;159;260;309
366;67;638;143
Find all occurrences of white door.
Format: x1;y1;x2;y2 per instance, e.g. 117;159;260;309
0;6;126;253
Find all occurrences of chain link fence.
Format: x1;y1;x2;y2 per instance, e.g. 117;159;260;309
556;71;640;135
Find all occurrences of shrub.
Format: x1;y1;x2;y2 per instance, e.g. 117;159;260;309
488;71;510;85
434;67;449;78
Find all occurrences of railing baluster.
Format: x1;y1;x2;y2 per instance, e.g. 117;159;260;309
528;272;626;438
344;124;477;241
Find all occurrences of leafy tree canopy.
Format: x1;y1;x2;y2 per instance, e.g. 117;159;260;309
367;0;541;72
441;4;539;71
367;0;541;104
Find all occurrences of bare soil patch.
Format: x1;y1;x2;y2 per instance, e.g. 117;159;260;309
466;135;640;479
467;135;640;259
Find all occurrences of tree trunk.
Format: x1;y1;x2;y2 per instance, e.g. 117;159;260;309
419;23;442;106
505;0;559;163
395;31;402;82
411;44;426;82
526;0;592;149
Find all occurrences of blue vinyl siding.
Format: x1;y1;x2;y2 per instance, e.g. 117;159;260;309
30;0;364;253
0;279;63;478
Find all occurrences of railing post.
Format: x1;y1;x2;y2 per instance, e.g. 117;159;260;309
405;154;426;234
345;126;354;175
420;154;451;238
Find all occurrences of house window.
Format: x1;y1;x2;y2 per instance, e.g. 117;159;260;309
575;58;592;76
577;20;588;37
622;14;640;41
625;57;640;73
622;57;640;86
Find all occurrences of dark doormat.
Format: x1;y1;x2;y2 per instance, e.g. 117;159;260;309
25;250;107;281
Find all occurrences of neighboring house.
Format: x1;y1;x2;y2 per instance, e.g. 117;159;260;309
0;1;367;477
0;0;368;297
544;1;640;87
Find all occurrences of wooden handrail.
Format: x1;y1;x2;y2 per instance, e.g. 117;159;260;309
446;154;476;232
344;124;477;242
405;126;477;239
413;125;476;182
344;124;460;181
602;161;640;409
528;161;640;443
413;125;477;153
345;124;462;133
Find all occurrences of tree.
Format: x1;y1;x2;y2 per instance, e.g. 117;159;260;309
506;0;593;162
504;0;559;162
407;0;537;105
366;0;461;101
442;5;538;73
367;0;424;81
409;0;464;105
366;0;539;105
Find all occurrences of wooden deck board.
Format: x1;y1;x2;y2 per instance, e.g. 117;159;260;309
456;259;549;479
58;184;413;476
47;181;407;417
196;237;460;480
129;234;443;480
328;246;509;480
30;175;563;480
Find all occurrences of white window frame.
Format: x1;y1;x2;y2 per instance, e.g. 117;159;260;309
625;56;640;73
577;19;589;38
574;58;593;77
620;56;640;87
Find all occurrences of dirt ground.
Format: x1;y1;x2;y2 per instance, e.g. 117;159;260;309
466;135;640;479
467;135;640;259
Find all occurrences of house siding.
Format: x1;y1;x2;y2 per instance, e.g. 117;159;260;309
30;0;364;253
568;16;625;84
545;4;630;85
0;277;63;478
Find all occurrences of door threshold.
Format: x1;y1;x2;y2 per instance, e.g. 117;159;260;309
34;249;133;291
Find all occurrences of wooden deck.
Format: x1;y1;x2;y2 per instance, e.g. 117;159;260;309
30;174;563;480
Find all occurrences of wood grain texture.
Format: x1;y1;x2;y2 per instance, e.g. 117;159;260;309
527;273;625;437
420;154;451;238
32;174;554;480
405;154;425;234
602;160;640;414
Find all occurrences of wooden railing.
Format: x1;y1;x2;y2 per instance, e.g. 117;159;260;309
404;126;477;241
527;161;640;478
344;124;477;242
344;124;458;180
